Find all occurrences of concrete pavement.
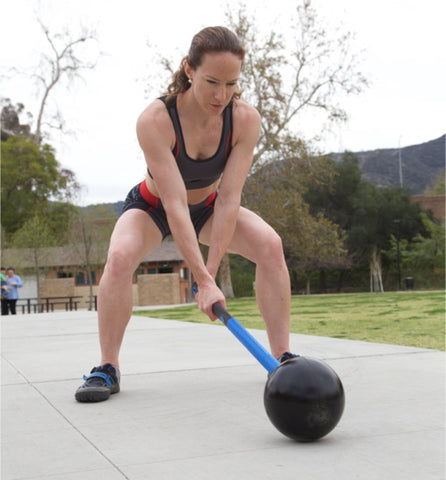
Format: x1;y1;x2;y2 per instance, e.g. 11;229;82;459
1;309;445;480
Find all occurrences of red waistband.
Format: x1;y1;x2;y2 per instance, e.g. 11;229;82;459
139;180;217;208
205;190;217;206
139;180;159;207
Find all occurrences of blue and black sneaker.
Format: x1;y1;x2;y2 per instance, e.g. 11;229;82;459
75;363;120;403
278;352;299;363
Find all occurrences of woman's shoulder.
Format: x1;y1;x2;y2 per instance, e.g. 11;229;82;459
232;99;261;141
232;99;261;125
138;98;169;123
136;98;174;139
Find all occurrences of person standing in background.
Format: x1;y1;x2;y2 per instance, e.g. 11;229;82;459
1;267;8;315
2;267;23;315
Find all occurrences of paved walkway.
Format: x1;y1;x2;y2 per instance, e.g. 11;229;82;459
1;309;445;480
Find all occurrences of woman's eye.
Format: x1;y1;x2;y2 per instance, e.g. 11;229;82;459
206;79;236;87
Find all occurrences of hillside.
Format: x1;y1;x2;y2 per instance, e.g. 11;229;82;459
329;135;445;194
88;136;444;214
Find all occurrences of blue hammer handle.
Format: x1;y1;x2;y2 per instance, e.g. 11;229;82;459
193;284;280;373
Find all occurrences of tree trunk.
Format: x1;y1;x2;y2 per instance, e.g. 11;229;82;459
87;272;94;311
32;248;41;308
219;253;234;298
290;270;299;293
370;247;384;293
319;269;327;293
305;272;311;295
337;270;345;293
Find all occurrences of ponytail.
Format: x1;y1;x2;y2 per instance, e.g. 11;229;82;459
167;56;191;98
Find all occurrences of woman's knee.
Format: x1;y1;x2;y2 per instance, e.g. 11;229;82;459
103;210;162;277
254;228;286;266
267;230;285;259
104;242;142;277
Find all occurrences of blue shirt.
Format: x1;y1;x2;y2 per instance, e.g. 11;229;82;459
4;274;23;300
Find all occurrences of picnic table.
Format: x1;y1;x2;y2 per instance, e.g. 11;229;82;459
17;296;83;313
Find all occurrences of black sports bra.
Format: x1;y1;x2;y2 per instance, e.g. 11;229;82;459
146;95;233;190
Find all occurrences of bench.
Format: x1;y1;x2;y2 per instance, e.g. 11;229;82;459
17;296;83;313
48;300;80;311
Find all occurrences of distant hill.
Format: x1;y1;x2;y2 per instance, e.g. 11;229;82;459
86;136;444;212
328;135;445;194
110;201;124;216
81;201;124;217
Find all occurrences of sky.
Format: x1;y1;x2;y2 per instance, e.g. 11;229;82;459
1;0;445;205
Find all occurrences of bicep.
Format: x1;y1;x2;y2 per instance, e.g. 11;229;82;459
219;108;261;200
136;114;186;204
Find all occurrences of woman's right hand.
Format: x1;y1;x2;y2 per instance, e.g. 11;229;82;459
193;282;226;321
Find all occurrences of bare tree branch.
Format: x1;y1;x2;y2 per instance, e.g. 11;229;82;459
227;1;368;166
32;18;100;144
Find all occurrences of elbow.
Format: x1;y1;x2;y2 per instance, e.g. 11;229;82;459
162;193;187;213
163;195;189;223
217;189;241;210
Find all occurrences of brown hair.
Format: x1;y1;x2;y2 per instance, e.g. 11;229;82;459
167;26;245;100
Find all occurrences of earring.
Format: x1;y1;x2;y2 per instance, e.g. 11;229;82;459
188;78;192;84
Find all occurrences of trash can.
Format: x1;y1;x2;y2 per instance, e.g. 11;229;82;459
405;277;414;290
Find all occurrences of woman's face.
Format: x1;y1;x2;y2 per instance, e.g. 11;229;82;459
186;51;242;115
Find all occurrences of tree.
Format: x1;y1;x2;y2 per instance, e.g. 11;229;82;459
11;214;57;304
0;100;33;140
68;205;116;309
243;151;347;294
24;19;99;144
305;153;428;291
145;1;367;296
1;134;78;238
424;169;445;195
1;17;100;239
220;2;367;294
401;214;445;288
227;2;367;167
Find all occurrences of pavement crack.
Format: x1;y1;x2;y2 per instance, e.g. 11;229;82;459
2;356;131;480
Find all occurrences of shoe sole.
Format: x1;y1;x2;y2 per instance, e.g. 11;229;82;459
75;385;119;403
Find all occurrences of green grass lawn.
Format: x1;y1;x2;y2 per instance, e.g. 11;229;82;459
135;291;445;351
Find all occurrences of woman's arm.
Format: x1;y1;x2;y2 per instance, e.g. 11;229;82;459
206;103;261;277
136;102;225;316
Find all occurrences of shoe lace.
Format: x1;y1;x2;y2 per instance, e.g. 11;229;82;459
279;352;299;362
82;364;118;387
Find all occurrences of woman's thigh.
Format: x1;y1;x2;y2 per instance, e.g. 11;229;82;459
199;207;281;264
107;209;163;268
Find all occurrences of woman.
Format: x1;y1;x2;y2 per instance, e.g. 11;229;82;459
76;26;295;403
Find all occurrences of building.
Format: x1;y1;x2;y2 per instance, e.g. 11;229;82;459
411;195;445;222
1;240;192;309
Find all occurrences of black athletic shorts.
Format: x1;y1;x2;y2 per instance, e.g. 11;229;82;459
122;181;217;239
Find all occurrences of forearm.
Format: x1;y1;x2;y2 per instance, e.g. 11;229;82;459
164;202;214;288
165;201;226;317
206;196;240;277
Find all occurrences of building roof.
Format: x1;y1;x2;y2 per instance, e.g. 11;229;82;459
142;241;184;262
1;240;184;270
